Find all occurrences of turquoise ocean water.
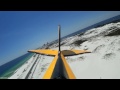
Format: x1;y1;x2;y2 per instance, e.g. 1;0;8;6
0;53;34;79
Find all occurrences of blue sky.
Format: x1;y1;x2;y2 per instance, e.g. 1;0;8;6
0;11;120;65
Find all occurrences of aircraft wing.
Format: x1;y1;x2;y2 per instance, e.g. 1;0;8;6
28;49;58;56
61;50;91;56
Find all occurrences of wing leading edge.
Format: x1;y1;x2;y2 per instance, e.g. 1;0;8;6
28;49;58;56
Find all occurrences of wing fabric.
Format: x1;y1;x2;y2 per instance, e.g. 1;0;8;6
28;49;58;56
61;50;91;56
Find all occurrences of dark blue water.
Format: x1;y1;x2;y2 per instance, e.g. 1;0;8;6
62;15;120;39
0;53;33;77
50;14;120;45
